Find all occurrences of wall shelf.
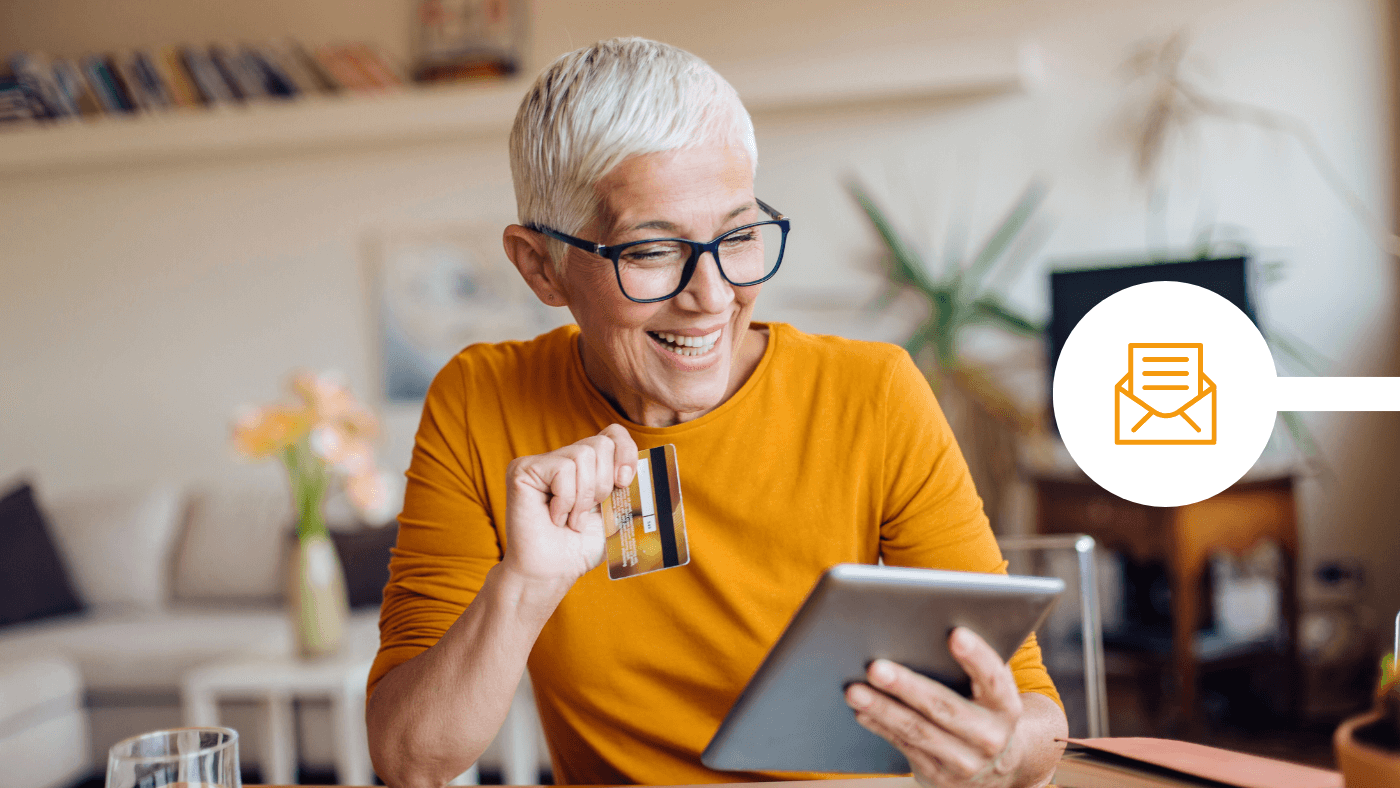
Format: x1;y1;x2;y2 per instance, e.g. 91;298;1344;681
0;42;1027;178
0;80;531;178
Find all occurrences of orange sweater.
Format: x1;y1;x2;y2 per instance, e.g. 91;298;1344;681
370;322;1059;785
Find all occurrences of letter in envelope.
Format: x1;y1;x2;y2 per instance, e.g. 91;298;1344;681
1115;343;1216;445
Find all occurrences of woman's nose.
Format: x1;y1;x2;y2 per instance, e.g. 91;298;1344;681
677;250;734;313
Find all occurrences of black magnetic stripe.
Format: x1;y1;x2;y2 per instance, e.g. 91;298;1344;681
649;446;679;567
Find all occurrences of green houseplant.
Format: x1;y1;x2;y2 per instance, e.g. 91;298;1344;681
847;178;1049;527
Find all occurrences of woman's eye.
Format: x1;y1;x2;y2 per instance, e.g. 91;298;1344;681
722;231;758;245
622;244;684;264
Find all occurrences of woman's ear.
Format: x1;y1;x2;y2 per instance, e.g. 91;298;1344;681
503;225;569;307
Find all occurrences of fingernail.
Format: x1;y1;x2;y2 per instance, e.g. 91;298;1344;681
618;465;634;487
951;627;973;651
847;684;873;708
869;659;896;687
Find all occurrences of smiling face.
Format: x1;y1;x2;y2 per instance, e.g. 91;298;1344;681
517;142;769;427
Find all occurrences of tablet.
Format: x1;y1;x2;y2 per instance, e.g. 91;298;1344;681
700;563;1064;774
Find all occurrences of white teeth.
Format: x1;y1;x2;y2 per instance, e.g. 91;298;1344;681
649;328;723;357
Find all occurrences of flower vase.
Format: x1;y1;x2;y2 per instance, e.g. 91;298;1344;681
286;528;349;659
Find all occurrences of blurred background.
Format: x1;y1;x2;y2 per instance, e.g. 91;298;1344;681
1;0;1398;785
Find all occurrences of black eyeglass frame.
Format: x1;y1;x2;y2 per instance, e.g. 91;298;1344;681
528;198;790;303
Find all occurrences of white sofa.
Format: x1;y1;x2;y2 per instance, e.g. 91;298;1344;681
0;483;385;782
0;482;548;786
0;657;90;788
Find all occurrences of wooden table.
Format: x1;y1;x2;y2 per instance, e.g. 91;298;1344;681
245;780;927;788
1034;474;1301;730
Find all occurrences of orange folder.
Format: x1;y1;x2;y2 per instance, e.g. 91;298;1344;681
1055;737;1341;788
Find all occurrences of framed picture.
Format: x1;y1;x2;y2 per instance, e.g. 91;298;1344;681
413;0;527;81
367;223;569;402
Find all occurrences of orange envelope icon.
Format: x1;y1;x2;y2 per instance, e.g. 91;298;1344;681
1115;343;1217;445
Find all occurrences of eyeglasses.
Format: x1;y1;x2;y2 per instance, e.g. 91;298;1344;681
529;199;790;303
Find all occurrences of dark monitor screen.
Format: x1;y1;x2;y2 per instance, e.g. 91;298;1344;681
1047;256;1256;394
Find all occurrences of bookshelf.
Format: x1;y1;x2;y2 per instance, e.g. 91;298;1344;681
0;42;1028;179
0;79;528;177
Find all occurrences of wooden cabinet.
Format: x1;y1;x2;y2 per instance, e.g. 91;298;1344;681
1035;475;1301;730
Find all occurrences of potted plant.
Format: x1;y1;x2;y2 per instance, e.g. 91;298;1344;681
1335;618;1400;787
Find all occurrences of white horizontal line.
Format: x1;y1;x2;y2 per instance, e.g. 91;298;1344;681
1272;377;1400;411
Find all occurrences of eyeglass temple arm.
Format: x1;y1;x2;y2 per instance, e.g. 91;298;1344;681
756;198;785;221
533;225;604;256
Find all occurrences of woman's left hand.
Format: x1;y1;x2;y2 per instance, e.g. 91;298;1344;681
844;627;1027;788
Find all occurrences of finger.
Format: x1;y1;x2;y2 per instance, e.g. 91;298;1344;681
854;710;970;783
949;628;1023;716
536;456;575;528
865;659;971;733
555;445;597;531
865;659;1010;760
853;711;951;787
847;684;985;780
599;423;638;488
576;434;617;506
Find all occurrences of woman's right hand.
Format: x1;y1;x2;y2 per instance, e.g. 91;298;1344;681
501;423;638;588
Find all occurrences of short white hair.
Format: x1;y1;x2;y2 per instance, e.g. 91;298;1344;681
509;37;758;268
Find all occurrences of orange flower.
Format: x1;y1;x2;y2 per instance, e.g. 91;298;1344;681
231;404;312;459
346;469;397;525
308;425;374;475
291;370;379;441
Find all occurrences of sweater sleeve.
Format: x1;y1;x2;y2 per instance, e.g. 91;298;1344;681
876;350;1062;710
367;355;504;699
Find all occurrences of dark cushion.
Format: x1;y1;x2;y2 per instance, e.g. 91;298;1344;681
0;480;84;627
332;522;398;610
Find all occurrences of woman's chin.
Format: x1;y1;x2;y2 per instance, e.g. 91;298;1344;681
642;357;732;417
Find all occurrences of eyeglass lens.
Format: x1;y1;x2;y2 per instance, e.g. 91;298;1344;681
616;223;784;301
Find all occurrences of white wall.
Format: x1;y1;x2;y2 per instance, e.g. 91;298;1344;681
2;0;1396;612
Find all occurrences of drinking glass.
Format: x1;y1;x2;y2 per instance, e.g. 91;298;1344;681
106;727;241;788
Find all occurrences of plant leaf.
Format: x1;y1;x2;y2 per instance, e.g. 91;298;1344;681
1278;410;1331;477
968;296;1043;336
1265;327;1331;377
959;179;1049;300
846;179;940;296
904;319;940;358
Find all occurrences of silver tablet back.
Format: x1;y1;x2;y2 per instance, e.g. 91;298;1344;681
701;564;1064;774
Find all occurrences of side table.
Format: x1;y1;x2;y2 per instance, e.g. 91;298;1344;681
182;651;375;785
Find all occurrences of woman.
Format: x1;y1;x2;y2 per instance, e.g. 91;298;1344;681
366;37;1068;788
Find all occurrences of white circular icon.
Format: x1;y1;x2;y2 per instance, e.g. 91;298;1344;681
1052;281;1277;507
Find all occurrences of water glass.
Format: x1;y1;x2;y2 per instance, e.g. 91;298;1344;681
106;727;241;788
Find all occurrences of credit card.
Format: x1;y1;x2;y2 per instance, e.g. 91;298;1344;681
603;444;689;580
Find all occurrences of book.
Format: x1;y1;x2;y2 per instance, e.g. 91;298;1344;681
124;52;174;110
243;47;297;98
1053;738;1342;788
285;40;341;93
257;42;325;96
153;46;203;108
343;42;404;88
9;52;76;119
50;59;103;116
179;47;236;106
79;56;125;114
312;44;372;91
102;54;142;112
0;73;40;124
208;45;258;101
